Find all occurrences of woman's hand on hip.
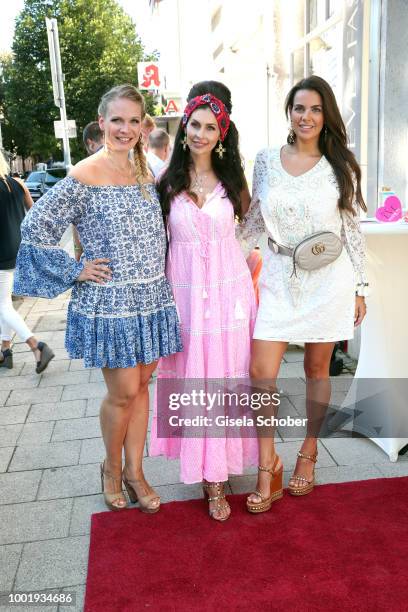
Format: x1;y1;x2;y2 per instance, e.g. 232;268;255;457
77;258;112;284
354;296;366;326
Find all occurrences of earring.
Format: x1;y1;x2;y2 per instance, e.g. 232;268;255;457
181;133;188;151
215;140;226;159
324;126;328;139
288;127;296;145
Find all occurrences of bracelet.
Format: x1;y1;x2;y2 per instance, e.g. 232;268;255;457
73;245;82;252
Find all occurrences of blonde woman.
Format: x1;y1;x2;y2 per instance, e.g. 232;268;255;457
14;84;182;512
0;150;54;372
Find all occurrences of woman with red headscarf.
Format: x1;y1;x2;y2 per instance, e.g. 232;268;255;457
150;81;258;522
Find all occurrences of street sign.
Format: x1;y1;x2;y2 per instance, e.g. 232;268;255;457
54;120;77;139
138;62;161;90
165;99;180;114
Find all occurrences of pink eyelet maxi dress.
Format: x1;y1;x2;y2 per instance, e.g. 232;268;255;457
149;183;259;483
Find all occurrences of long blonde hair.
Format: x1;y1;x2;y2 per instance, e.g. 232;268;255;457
0;149;10;181
98;84;150;190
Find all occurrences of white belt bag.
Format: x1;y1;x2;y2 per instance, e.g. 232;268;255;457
268;231;343;274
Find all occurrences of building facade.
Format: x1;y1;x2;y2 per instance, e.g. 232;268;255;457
151;0;408;214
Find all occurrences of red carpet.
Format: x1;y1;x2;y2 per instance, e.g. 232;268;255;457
85;476;408;611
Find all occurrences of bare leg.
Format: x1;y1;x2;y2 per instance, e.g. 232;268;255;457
100;367;143;506
289;341;334;490
247;340;288;503
122;361;160;510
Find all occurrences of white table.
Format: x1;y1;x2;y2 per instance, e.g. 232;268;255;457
342;221;408;461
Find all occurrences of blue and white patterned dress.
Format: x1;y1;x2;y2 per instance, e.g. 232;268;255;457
13;176;182;368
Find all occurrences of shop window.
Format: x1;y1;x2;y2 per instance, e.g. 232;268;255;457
307;0;327;32
308;21;342;104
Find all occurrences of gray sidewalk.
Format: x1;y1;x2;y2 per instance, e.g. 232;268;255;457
1;257;408;611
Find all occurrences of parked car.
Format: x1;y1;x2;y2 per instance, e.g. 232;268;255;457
25;168;66;201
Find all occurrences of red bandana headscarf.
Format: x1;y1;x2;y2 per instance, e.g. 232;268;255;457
182;93;230;141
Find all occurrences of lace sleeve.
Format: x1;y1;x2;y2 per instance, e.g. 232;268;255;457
236;149;267;258
13;177;85;298
340;196;369;296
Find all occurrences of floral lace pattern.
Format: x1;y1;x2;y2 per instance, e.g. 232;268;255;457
236;148;367;342
14;176;182;367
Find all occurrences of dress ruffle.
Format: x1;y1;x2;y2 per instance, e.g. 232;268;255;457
66;304;182;368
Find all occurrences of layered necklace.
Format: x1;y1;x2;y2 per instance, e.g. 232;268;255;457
191;167;213;196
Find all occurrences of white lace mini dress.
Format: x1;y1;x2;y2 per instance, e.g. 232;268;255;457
237;147;367;343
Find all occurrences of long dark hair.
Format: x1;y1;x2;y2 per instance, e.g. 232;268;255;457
285;76;366;214
158;81;246;219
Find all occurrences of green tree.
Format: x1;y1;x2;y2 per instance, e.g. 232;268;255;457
1;0;155;163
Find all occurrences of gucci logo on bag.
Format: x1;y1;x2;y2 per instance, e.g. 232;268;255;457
312;243;326;256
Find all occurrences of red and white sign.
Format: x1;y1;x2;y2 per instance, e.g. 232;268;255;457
137;62;161;90
165;99;179;114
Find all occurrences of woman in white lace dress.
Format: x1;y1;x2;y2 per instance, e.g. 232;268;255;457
238;76;368;512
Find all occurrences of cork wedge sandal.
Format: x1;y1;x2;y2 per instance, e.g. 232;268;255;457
246;455;283;514
288;450;318;496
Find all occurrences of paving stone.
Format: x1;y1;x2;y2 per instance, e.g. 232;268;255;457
0;390;10;406
7;386;63;407
314;464;384;485
14;536;88;590
60;584;86;611
78;437;145;465
142;455;181;486
33;313;67;332
49;331;67;347
38;463;101;500
0;446;14;472
89;369;104;382
39;371;90;389
13;347;71;364
0;424;23;447
283;348;305;363
0;543;23;591
0;470;42;505
61;382;106;402
52;417;100;442
0;404;30;425
279;362;306;378
21;358;70;377
0;499;72;545
69;494;108;535
287;391;349;417
154;482;204;504
12;332;55;352
277;377;306;396
274;439;337;470
28;400;86;423
0;374;39;391
9;440;81;472
320;437;393;466
79;437;105;465
85;398;101;416
17;421;55;446
229;474;259;494
69;359;87;371
31;302;66;313
0;362;24;377
375;462;408;477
